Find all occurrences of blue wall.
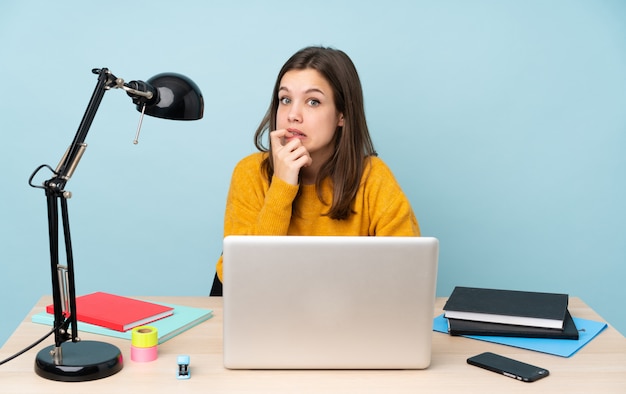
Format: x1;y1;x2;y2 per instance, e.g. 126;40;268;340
1;0;625;348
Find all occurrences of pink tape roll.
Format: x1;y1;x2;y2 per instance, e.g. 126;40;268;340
131;344;158;362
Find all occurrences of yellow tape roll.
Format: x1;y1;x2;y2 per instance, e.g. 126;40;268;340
131;325;158;348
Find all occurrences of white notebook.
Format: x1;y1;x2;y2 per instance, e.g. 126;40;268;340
222;236;439;369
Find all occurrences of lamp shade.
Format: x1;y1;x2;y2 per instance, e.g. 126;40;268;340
139;73;204;120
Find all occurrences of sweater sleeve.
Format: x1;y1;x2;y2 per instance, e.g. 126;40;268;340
366;158;420;237
216;154;299;281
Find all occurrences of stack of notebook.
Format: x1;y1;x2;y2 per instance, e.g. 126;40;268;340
32;292;213;344
442;287;579;339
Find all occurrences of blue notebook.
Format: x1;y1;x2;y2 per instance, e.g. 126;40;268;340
32;301;212;344
433;314;607;357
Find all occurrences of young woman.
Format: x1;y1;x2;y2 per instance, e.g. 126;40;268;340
214;46;419;286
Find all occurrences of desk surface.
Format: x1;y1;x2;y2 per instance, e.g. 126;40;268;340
1;296;625;393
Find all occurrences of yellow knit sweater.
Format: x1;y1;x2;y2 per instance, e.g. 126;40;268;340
215;152;420;281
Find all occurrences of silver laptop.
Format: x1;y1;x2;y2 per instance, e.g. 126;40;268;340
222;235;439;369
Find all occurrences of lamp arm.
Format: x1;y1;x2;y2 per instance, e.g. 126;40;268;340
42;68;120;354
49;68;117;191
40;67;159;352
121;84;153;100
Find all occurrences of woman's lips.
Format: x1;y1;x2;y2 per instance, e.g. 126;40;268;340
287;128;306;138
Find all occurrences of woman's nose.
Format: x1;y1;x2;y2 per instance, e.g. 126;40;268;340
287;105;302;122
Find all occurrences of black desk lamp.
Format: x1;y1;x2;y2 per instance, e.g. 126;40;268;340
28;68;203;381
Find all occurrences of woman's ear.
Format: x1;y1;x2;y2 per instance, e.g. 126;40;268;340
338;114;344;127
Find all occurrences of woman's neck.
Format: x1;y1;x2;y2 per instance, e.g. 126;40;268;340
300;166;318;185
300;149;333;185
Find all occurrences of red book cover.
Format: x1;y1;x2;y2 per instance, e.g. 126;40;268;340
46;291;174;332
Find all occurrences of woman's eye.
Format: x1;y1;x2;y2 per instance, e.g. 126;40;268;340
280;97;291;105
308;99;320;107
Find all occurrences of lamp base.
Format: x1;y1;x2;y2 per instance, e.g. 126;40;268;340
35;340;123;382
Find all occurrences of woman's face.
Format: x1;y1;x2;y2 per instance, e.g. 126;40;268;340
276;68;344;161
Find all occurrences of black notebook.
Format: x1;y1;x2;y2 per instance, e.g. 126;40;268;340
447;310;579;339
443;286;568;329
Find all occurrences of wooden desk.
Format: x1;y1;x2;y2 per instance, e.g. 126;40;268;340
1;297;624;393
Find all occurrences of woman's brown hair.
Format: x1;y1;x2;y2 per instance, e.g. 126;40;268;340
254;46;376;220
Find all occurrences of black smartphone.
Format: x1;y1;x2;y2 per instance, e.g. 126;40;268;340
467;352;549;382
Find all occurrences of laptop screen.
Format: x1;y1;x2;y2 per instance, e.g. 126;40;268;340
223;236;439;369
